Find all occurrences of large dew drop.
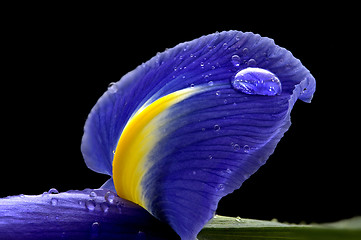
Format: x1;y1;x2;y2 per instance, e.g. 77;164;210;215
231;67;282;96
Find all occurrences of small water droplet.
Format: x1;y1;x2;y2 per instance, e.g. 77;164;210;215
215;91;221;96
108;82;118;94
89;191;97;199
231;67;282;96
226;168;232;174
231;55;241;67
101;202;110;213
243;145;250;153
214;124;220;131
233;144;240;151
216;184;225;191
104;191;116;204
242;47;249;55
236;216;243;223
91;222;100;236
112;150;116;154
224;99;228;104
48;188;59;194
208;154;213;160
200;62;205;67
247;58;257;66
51;198;58;206
208;81;214;86
86;200;96;211
190;83;195;88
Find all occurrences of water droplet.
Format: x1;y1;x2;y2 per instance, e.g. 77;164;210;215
190;83;195;88
226;168;232;174
86;200;96;211
242;47;249;55
89;191;97;199
215;91;221;96
208;81;214;86
101;202;110;213
243;145;250;153
51;198;58;206
231;67;282;96
214;124;220;131
216;184;225;191
231;55;241;67
233;144;240;151
224;99;228;104
247;58;257;66
104;191;116;204
48;188;59;194
108;82;118;94
91;222;100;236
200;62;205;67
112;150;116;154
236;216;243;223
208;154;213;160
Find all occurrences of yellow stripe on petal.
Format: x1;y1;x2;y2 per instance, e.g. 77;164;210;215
112;86;203;208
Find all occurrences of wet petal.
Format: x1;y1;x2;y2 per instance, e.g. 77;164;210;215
81;30;315;240
0;189;179;239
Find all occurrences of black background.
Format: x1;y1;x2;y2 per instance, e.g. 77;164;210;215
2;4;359;225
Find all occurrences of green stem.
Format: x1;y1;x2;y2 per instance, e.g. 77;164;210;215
198;215;361;240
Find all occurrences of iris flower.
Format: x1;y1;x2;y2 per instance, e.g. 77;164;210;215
0;30;315;240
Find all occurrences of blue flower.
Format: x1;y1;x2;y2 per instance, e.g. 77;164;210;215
1;31;315;240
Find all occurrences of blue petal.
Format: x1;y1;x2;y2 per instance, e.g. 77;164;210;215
81;30;315;240
0;189;179;239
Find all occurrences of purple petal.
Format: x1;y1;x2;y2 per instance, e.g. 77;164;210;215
0;189;179;240
81;30;315;240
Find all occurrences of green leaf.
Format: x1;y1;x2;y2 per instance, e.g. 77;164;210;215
198;215;361;240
